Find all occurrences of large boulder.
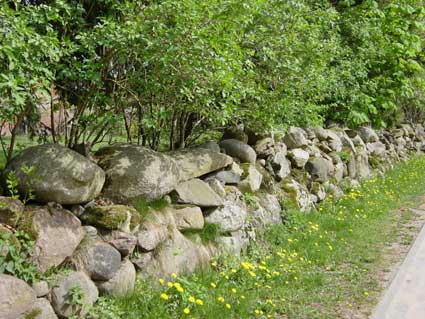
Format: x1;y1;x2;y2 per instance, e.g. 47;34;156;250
96;144;180;203
283;127;308;149
70;239;122;281
96;259;136;297
219;139;257;164
171;147;233;181
0;197;24;227
51;271;98;318
173;179;223;207
0;274;36;319
80;205;141;233
97;144;232;203
20;206;85;273
4;144;105;205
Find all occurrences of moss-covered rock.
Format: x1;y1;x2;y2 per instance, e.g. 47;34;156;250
81;205;141;232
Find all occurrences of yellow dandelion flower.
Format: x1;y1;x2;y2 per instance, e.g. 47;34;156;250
160;293;169;301
196;299;204;306
171;272;177;278
159;278;164;285
167;281;173;287
189;296;196;303
210;282;217;288
183;307;190;315
226;303;231;309
249;271;256;277
217;296;225;303
241;295;246;300
231;288;237;294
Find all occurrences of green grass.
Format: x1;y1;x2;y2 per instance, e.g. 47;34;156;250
88;155;425;319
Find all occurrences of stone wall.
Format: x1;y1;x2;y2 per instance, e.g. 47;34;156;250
1;123;424;318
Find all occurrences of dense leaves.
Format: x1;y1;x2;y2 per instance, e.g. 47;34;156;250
0;0;424;156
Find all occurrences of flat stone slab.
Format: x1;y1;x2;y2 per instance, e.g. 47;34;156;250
371;213;425;319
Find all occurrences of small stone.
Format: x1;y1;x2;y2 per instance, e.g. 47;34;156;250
81;205;141;232
0;197;24;227
104;231;137;256
283;127;308;149
32;281;49;297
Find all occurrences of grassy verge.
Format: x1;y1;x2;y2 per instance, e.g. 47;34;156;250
89;155;425;319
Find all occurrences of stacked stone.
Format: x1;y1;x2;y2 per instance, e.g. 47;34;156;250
0;122;424;318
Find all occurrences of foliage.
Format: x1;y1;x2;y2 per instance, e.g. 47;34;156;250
6;165;38;203
0;0;424;158
0;230;40;284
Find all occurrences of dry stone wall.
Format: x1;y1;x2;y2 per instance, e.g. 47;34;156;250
1;123;424;318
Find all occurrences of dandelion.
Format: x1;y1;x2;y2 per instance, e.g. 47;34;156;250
159;278;164;285
231;288;237;294
171;272;177;278
183;308;190;315
249;271;256;277
196;299;204;306
160;293;169;301
226;303;231;309
217;296;225;303
210;282;217;288
167;282;173;288
189;296;196;303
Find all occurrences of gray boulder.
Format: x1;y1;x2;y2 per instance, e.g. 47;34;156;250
96;144;179;203
204;170;241;185
173;179;223;207
0;274;36;319
283;127;308;149
4;144;105;205
71;240;122;281
51;271;98;318
219;139;257;164
21;206;85;273
96;259;136;297
288;148;309;168
171;147;233;181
